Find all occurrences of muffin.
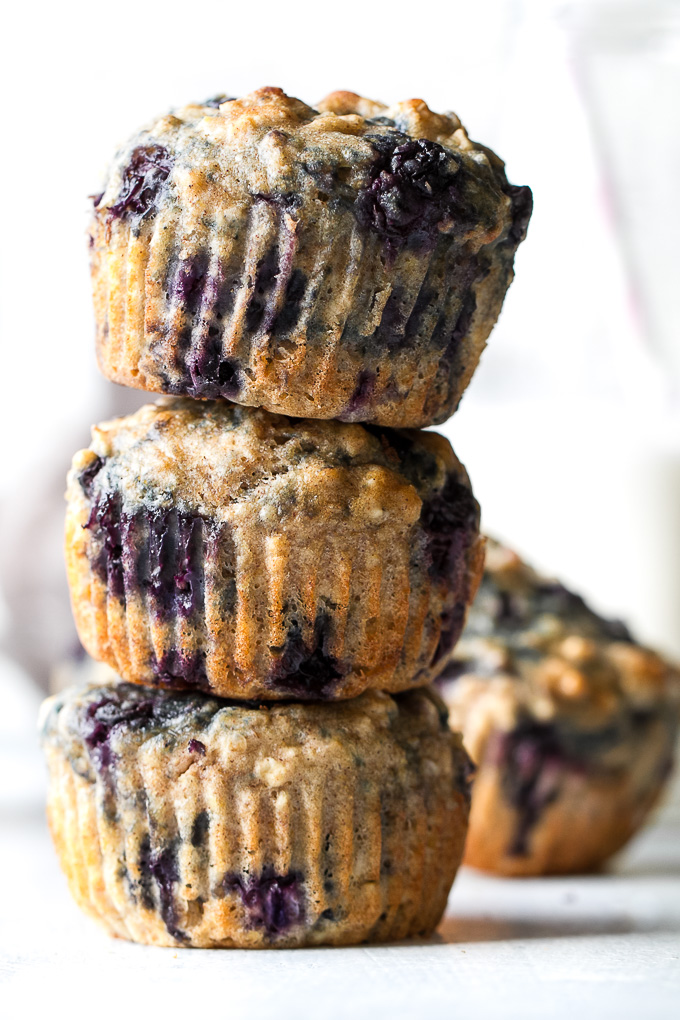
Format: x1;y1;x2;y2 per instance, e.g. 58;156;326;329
90;86;531;428
40;680;472;948
438;539;680;876
65;398;483;700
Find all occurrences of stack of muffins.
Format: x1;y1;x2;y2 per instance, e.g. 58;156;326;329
40;87;532;947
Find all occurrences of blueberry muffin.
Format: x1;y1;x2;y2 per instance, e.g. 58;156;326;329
438;540;680;876
40;681;472;948
90;87;531;428
65;399;483;700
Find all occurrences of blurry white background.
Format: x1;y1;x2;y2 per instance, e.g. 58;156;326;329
1;0;679;688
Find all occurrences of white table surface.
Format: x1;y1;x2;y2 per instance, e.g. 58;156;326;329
2;663;679;1019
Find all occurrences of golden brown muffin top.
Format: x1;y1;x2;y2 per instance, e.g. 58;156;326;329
67;397;467;526
40;681;465;790
93;87;514;255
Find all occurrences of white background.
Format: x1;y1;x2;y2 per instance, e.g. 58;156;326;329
1;0;679;681
2;0;679;685
1;3;680;1014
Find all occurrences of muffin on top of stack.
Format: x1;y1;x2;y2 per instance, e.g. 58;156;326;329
40;88;531;948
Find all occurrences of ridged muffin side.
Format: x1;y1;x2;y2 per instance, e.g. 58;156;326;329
65;399;483;700
40;682;472;947
89;87;531;428
439;539;680;876
461;715;676;876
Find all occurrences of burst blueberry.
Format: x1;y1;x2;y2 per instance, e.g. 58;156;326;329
420;474;480;581
268;614;343;699
138;837;184;941
494;721;582;855
223;869;305;935
355;136;479;258
107;144;173;224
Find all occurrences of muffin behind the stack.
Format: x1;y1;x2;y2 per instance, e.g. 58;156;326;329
42;83;534;948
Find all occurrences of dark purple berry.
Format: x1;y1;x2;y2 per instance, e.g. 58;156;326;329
432;602;466;665
173;516;205;618
245;247;280;333
85;500;211;620
223;868;304;935
191;810;209;848
216;358;241;396
494;722;584;855
420;474;479;582
79;690;157;773
138;837;184;941
78;455;106;497
272;269;307;336
85;492;125;599
107;144;173;224
506;184;533;247
184;328;243;399
153;649;209;689
173;252;210;313
203;95;236;108
342;371;376;417
253;192;302;214
268;613;343;699
355;136;478;259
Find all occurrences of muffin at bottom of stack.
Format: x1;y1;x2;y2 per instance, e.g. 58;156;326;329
40;681;471;947
439;538;680;876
